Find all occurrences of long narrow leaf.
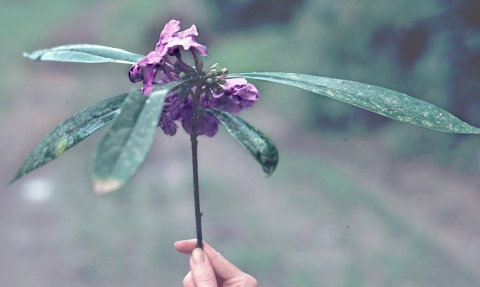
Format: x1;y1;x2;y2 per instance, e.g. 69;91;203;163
206;108;279;175
11;93;128;183
24;44;143;64
229;72;480;134
91;82;183;194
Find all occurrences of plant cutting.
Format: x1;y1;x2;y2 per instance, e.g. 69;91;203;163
11;19;480;252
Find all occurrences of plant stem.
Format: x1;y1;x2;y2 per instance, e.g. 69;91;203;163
190;90;203;249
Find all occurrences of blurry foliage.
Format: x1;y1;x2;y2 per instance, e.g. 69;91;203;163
207;0;480;173
380;123;479;174
210;0;304;30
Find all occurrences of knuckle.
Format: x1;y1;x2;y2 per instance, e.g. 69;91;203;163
195;270;216;284
232;274;258;287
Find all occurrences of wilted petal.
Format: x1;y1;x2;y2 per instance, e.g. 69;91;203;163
195;119;207;136
128;64;143;82
238;84;259;101
222;97;243;115
141;65;157;95
205;123;219;137
223;78;248;89
209;93;229;109
181;105;194;134
220;78;259;111
159;114;178;136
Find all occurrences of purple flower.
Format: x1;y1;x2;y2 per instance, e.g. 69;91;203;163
155;20;207;58
158;95;180;136
210;78;259;115
129;20;207;95
158;78;259;137
179;104;219;137
130;20;260;138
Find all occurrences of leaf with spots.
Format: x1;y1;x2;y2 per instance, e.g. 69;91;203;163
23;44;144;64
10;93;128;183
206;108;279;175
91;81;185;194
229;72;480;134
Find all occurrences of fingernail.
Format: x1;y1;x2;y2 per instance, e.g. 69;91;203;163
192;248;206;265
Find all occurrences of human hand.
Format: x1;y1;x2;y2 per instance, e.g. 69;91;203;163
174;239;258;287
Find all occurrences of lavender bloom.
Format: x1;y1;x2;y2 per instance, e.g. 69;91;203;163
209;78;259;115
129;20;207;94
130;20;260;137
158;79;259;137
155;20;208;58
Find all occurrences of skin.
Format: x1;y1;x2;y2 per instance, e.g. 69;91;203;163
174;239;258;287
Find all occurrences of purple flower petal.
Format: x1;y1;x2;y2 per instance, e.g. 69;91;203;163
205;123;219;137
159;114;178;136
181;105;194;134
156;20;181;51
163;25;208;57
130;20;207;95
140;65;157;95
128;64;143;83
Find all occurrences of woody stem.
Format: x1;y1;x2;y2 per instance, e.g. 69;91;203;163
190;87;204;249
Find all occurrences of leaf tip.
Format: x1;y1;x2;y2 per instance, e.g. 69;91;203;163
23;51;36;60
92;179;122;194
8;170;25;185
262;160;278;176
7;177;18;185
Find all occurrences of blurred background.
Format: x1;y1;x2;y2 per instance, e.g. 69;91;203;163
2;0;480;286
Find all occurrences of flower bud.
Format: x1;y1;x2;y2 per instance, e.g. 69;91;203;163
205;78;215;86
209;63;221;72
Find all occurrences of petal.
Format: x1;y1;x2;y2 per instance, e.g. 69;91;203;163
141;65;157;95
222;97;242;115
181;106;193;134
164;37;207;56
144;50;163;65
214;94;229;109
170;103;183;120
156;19;181;50
211;91;225;99
159;114;178;136
128;64;143;82
239;84;259;101
205;123;219;137
205;112;220;124
222;78;248;90
195;118;207;136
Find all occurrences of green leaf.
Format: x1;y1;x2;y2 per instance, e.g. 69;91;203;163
229;72;480;134
206;108;279;175
10;93;128;183
91;82;183;194
23;44;144;64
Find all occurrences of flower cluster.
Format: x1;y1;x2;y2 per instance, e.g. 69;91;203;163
129;20;259;137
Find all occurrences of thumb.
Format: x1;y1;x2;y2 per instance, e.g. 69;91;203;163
190;248;218;287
